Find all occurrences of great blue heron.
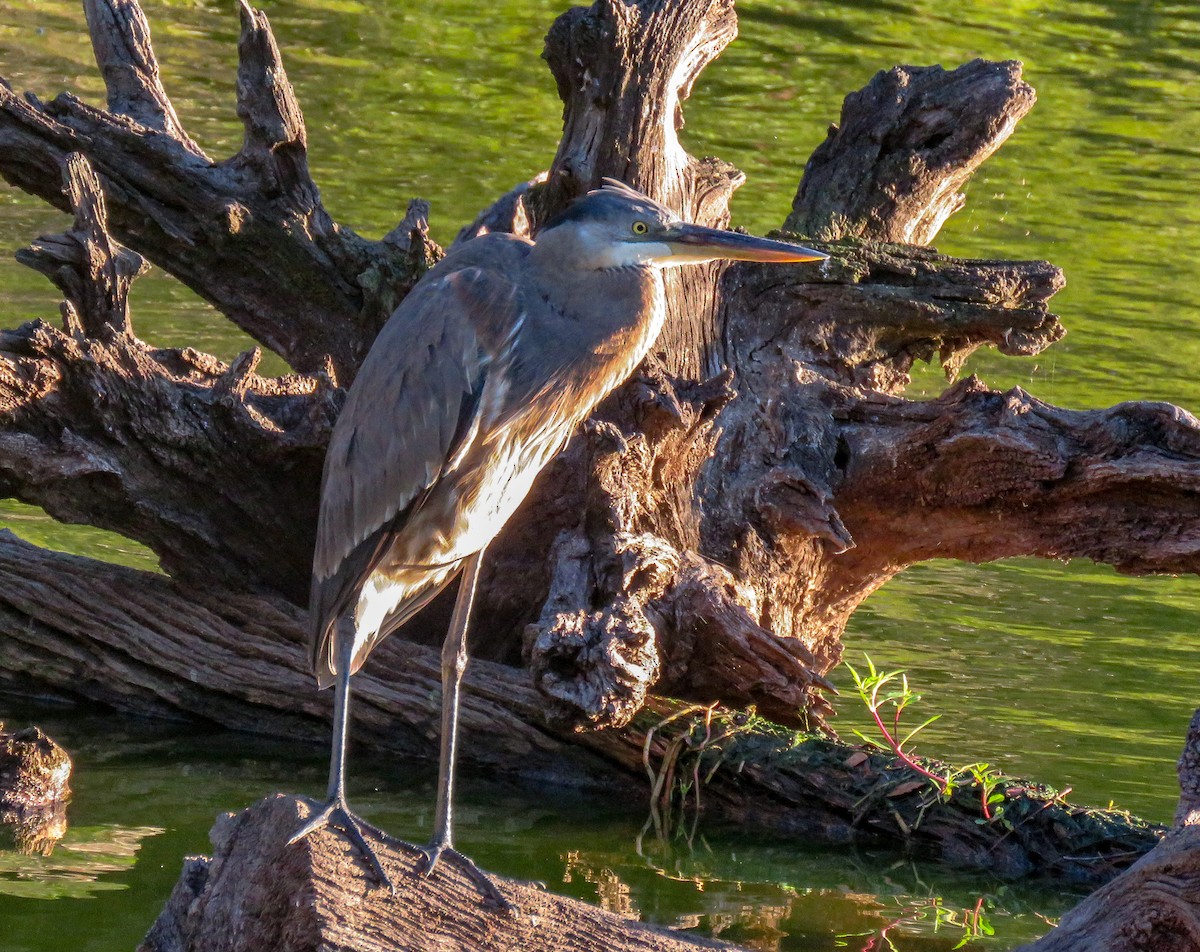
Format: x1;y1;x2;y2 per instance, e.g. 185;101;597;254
290;179;826;903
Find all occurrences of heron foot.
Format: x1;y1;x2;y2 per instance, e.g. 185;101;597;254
418;842;515;914
289;797;401;894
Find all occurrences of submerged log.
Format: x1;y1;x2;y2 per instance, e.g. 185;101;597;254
138;794;737;952
0;723;70;809
0;722;71;854
0;530;1162;887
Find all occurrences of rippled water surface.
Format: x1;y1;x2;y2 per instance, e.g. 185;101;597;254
1;1;1199;949
2;703;1076;952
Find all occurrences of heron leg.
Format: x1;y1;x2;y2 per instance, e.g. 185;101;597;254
289;628;398;893
417;548;512;912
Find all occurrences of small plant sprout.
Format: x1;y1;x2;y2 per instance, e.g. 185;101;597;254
961;762;1006;822
846;655;951;794
838;895;995;950
847;655;1011;823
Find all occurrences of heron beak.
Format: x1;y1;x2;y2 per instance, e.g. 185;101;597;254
658;222;827;264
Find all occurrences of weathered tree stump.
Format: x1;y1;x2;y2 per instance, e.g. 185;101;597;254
0;722;71;854
1015;710;1200;951
1;0;1197;938
139;794;737;952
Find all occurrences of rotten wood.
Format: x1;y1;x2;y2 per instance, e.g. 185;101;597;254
1;150;335;601
1016;710;1200;952
138;793;737;952
1177;708;1200;828
787;59;1036;246
16;151;147;337
0;0;436;380
0;47;1078;720
0;722;71;855
82;0;202;153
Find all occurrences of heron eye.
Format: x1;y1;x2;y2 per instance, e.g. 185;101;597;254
631;220;648;235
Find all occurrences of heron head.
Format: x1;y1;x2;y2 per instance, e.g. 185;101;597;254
539;179;828;270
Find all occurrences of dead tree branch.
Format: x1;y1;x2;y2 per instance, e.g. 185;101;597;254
0;0;436;379
0;532;1161;887
787;59;1036;246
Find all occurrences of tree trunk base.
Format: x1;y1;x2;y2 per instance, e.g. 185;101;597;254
138;793;738;952
1015;824;1200;952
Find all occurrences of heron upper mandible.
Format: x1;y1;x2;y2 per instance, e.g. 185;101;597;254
290;179;826;903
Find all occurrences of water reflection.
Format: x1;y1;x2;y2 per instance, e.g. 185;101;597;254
838;558;1199;823
0;701;1081;949
0;801;68;857
0;823;164;900
557;833;1071;950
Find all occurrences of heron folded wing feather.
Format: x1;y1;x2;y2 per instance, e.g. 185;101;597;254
307;264;523;675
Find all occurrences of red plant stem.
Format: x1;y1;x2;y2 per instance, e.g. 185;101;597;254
868;705;947;791
864;899;937;951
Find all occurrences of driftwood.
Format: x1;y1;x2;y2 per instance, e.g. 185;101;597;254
0;0;1197;940
1015;710;1200;951
0;529;1164;889
138;793;736;952
0;721;71;854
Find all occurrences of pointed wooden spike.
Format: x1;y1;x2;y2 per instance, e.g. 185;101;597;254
81;0;206;157
788;59;1036;245
234;0;308;159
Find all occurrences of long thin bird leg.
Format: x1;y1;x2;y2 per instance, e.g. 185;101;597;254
289;626;398;892
418;548;513;912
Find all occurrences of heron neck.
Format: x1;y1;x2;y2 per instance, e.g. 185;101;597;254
532;251;659;324
523;258;665;407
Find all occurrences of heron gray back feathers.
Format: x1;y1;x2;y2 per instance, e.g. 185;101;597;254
307;179;824;686
308;223;663;684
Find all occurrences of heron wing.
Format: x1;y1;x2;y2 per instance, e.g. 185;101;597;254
308;263;522;678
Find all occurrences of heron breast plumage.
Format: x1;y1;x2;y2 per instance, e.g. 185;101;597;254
348;388;583;665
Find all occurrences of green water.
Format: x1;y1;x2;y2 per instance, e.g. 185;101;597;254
2;0;1199;949
0;702;1072;952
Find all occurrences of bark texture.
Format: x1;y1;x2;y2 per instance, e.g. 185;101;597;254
138;794;737;952
2;0;435;382
0;0;1194;921
1016;711;1200;952
786;59;1036;245
0;724;70;809
0;530;1162;889
2;153;335;603
0;722;71;855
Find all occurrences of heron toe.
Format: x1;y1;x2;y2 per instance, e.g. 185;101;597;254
289;797;397;893
419;842;514;914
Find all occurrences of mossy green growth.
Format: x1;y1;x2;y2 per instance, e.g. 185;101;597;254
633;691;1164;875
